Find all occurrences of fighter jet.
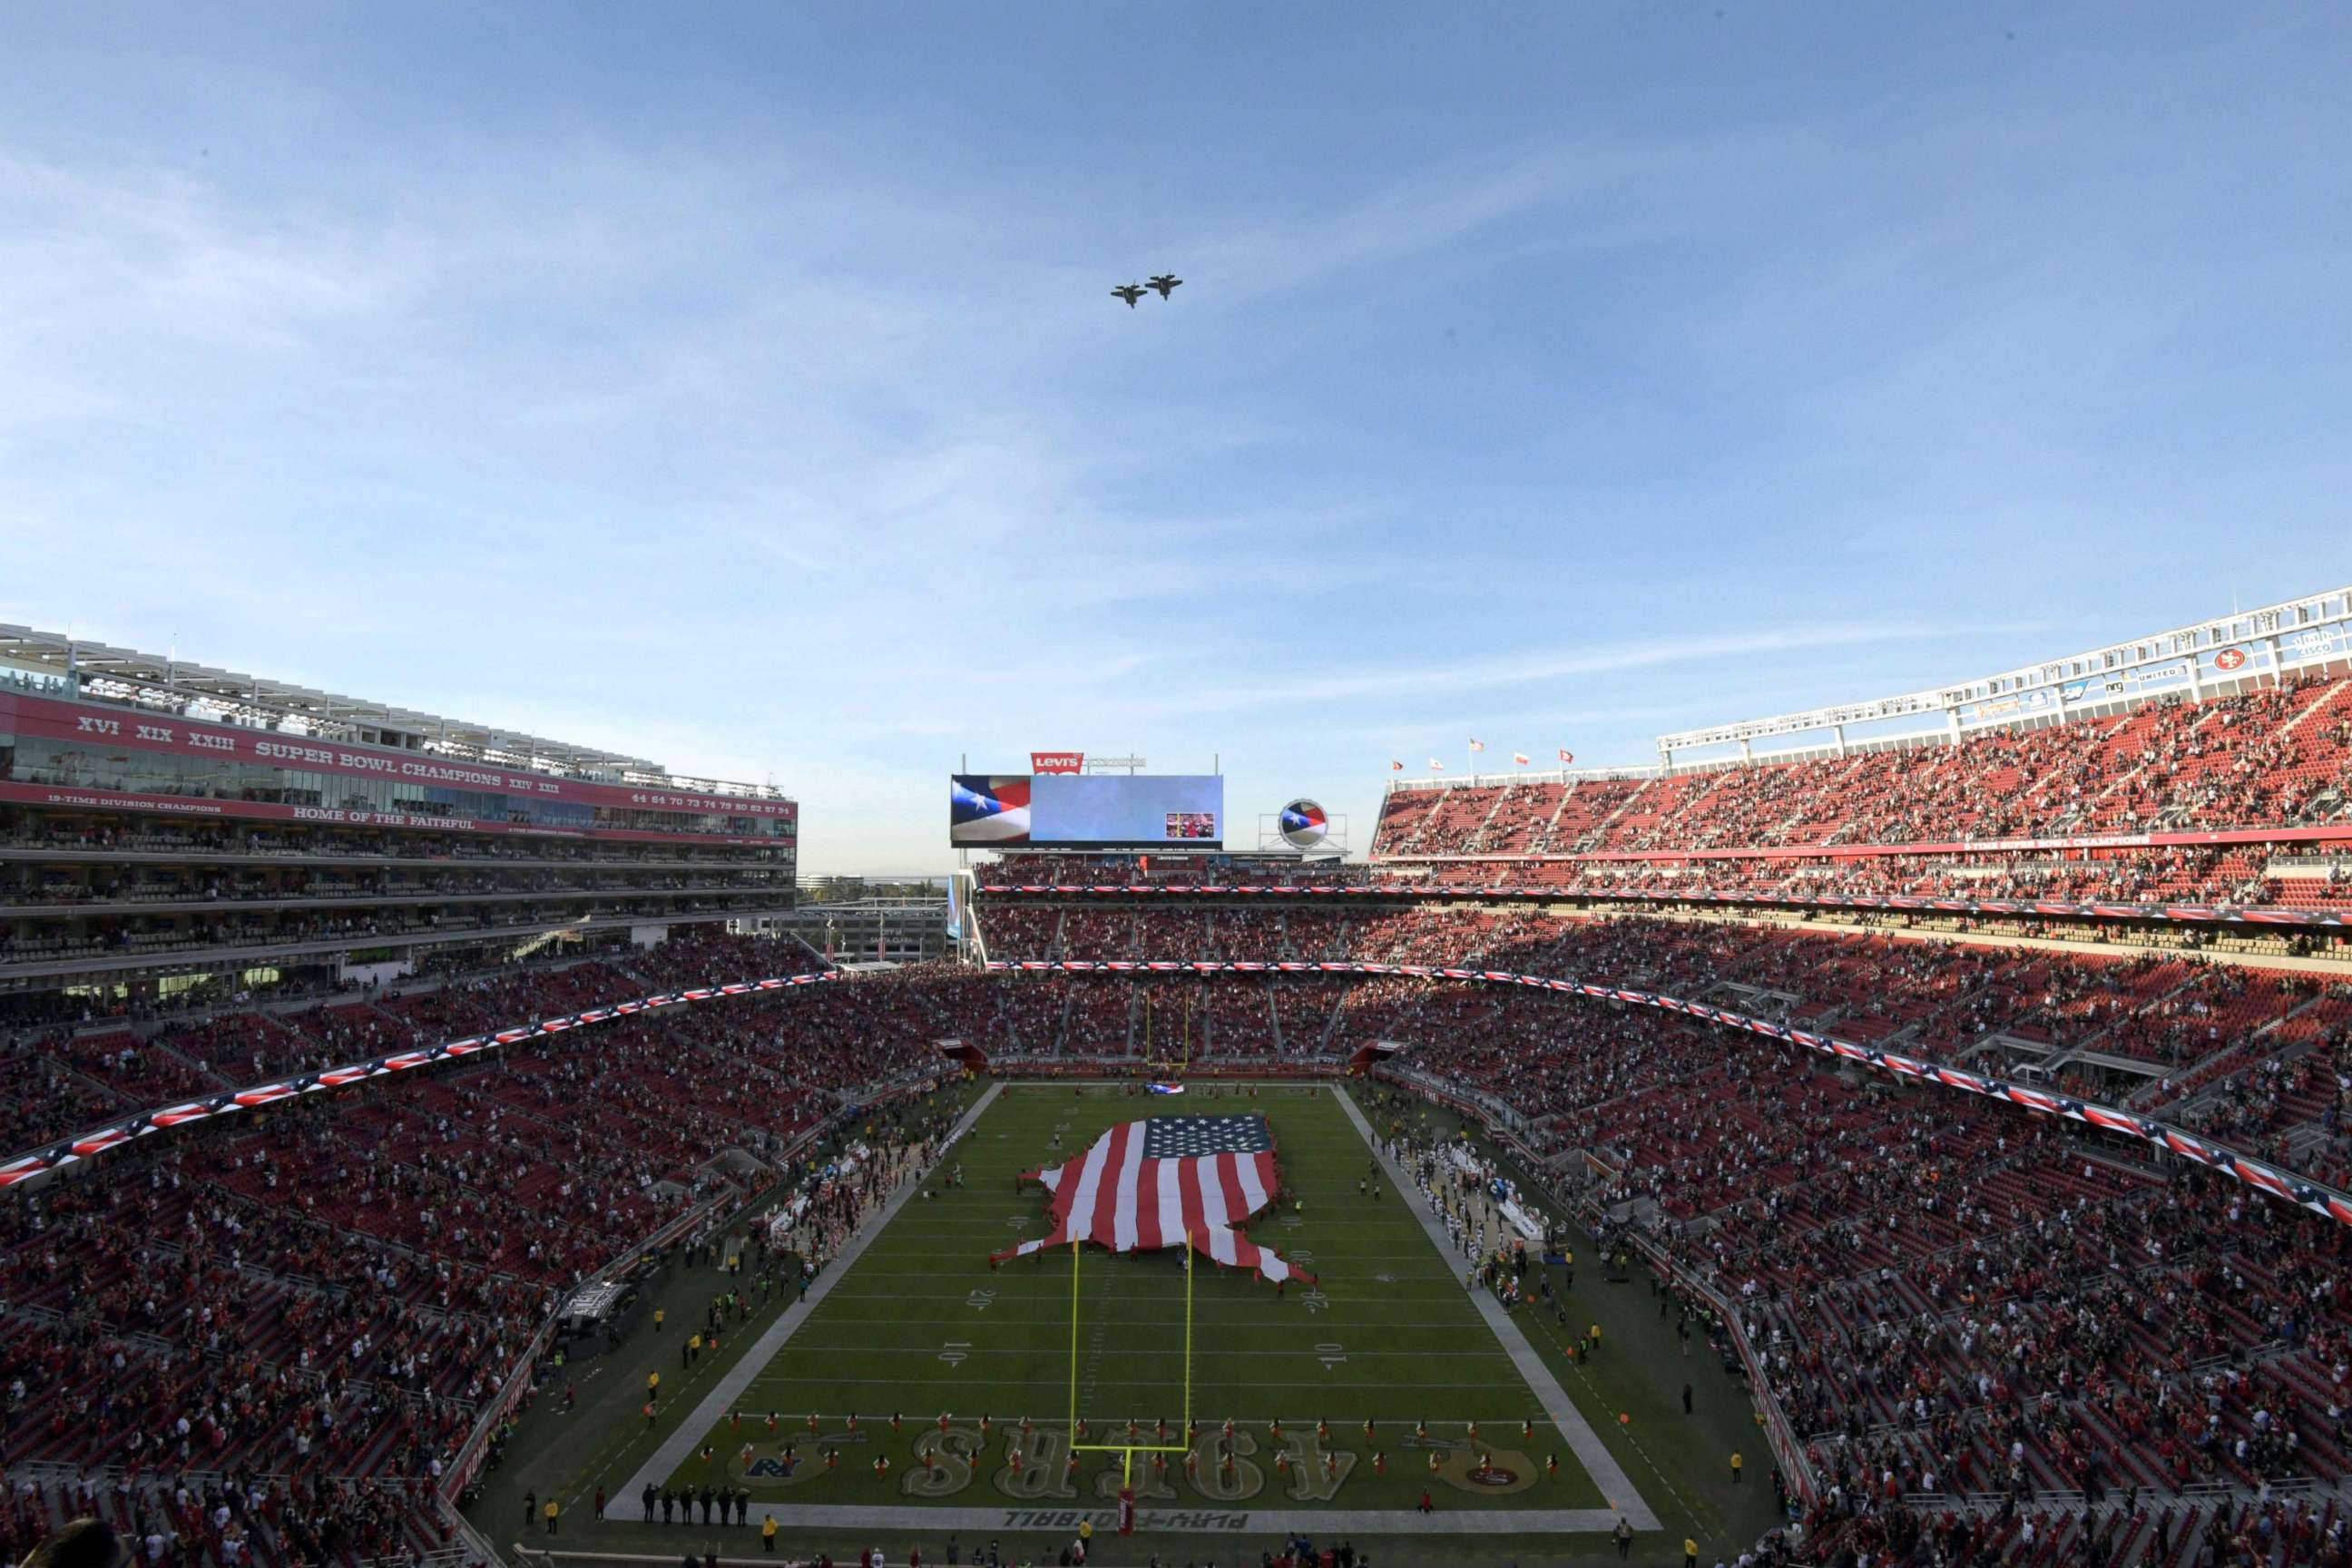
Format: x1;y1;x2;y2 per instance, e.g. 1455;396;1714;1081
1112;283;1146;309
1147;274;1182;299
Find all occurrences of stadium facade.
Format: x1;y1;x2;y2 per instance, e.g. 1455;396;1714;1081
14;598;2352;1562
1368;586;2352;910
1389;584;2352;790
0;622;796;1020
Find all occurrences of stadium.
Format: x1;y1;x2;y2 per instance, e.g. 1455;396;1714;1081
8;588;2352;1568
10;8;2350;1568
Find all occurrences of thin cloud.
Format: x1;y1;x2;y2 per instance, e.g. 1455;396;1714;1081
1131;621;2036;719
5;10;2348;877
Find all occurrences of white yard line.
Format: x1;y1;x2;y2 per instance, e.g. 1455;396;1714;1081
612;1079;1652;1539
612;1083;1004;1503
1331;1083;1661;1531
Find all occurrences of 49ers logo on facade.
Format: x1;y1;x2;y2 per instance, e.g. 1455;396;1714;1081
1030;752;1084;774
2215;647;2249;671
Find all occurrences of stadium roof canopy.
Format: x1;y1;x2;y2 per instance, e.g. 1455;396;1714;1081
1653;584;2352;764
0;621;784;799
1385;584;2352;788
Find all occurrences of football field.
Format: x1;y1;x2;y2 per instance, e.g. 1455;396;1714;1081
622;1080;1655;1533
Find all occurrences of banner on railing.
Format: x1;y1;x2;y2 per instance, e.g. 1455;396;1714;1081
981;956;2352;1236
976;881;2350;929
0;972;840;1189
18;953;2352;1258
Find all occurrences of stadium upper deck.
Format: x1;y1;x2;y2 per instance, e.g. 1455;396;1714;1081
0;624;796;1014
1370;589;2352;918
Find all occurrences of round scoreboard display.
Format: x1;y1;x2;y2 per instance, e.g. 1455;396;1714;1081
1279;799;1329;849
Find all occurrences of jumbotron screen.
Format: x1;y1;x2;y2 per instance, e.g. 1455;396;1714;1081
949;774;1223;848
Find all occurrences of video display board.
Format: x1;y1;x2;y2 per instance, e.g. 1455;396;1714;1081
950;774;1222;848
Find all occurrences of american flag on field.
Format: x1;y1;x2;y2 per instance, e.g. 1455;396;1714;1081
989;1114;1313;1285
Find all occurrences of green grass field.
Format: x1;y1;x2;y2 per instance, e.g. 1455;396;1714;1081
659;1082;1607;1513
484;1071;1788;1564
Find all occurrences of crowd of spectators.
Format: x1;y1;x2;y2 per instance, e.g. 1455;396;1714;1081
1364;973;2352;1514
0;933;965;1568
1387;845;2349;922
971;897;2352;1195
0;897;779;978
982;853;1364;889
2;811;783;869
15;887;2352;1559
1370;674;2352;922
964;887;2352;1522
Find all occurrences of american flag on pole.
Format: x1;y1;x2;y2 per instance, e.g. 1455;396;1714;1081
1467;739;1485;752
989;1114;1313;1285
1558;749;1575;764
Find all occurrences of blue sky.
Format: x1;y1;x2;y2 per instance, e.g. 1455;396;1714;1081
4;4;2348;874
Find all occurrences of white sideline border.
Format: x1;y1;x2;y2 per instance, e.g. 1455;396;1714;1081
613;1080;1657;1535
614;1083;1005;1501
1331;1083;1660;1531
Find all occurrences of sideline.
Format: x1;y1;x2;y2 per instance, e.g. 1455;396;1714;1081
612;1083;1004;1501
557;1501;1640;1536
1331;1083;1661;1532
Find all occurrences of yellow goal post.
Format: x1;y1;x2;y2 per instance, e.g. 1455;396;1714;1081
1065;1230;1195;1489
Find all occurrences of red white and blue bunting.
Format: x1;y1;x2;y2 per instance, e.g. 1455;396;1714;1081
976;883;2348;929
981;956;2352;1231
13;956;2348;1243
0;973;840;1190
